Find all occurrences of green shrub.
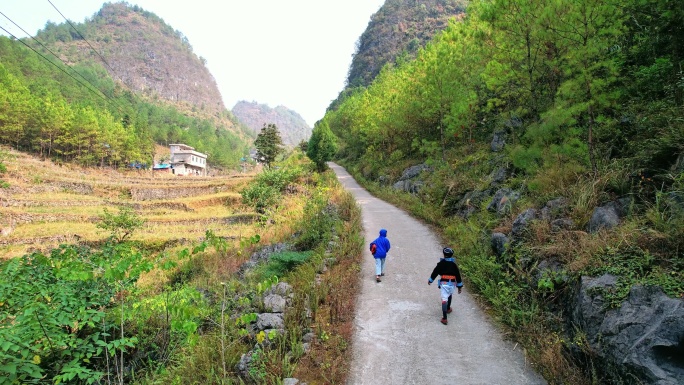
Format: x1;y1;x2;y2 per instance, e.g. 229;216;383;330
256;167;302;191
97;206;144;243
240;183;280;214
0;243;152;384
259;251;314;279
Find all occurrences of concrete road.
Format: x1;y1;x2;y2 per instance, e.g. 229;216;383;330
330;163;547;385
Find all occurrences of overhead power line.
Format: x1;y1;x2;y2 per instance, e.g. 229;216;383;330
0;11;129;113
46;0;121;81
0;24;122;111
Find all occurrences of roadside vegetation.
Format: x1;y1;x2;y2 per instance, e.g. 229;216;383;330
0;148;363;384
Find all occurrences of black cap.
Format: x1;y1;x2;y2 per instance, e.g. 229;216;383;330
443;247;454;257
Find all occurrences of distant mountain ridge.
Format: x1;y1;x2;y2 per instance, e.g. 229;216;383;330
232;101;311;147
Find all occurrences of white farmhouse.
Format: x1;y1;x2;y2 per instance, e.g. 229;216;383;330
169;143;208;176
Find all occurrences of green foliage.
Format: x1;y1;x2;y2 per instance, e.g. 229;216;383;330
254;123;284;168
307;119;338;171
131;285;210;341
240;167;302;214
294;187;337;250
584;247;684;307
0;149;8;188
256;167;302;190
97;206;144;243
240;182;280;214
0;242;153;384
259;251;314;279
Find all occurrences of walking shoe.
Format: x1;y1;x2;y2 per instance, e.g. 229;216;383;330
376;276;381;282
447;307;453;314
381;273;385;276
440;318;448;325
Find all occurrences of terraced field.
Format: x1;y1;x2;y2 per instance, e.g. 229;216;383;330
0;148;258;259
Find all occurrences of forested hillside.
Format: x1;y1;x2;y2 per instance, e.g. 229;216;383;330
232;101;312;147
328;0;467;112
319;0;684;383
0;2;253;169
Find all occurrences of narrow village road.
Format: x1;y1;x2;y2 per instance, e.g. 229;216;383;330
329;163;547;385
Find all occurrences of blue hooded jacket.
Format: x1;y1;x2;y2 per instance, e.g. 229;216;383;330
371;229;391;259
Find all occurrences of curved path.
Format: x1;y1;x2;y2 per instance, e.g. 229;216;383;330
330;163;546;385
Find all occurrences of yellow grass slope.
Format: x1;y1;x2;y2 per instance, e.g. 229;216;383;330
0;148;256;259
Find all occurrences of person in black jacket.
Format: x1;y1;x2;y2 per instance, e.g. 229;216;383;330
428;247;463;325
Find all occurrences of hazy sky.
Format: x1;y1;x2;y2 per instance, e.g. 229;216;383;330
0;0;386;126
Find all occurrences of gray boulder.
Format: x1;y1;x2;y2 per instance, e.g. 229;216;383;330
491;233;509;257
489;167;509;186
283;379;300;385
573;276;684;384
399;164;431;181
391;164;431;194
453;189;492;218
266;282;293;297
487;188;521;215
491;131;507;152
236;350;254;379
256;313;284;331
511;208;538;239
392;179;424;194
550;218;574;232
239;243;292;274
534;258;568;288
541;197;568;221
587;198;632;233
263;294;287;313
672;152;684;173
588;205;620;232
665;191;684;218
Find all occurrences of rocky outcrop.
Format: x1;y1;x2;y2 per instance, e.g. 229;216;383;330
392;164;431;194
237;243;292;275
511;208;538;240
450;189;492;218
572;275;684;384
587;198;632;233
491;130;507;152
487;188;520;215
491;232;509;257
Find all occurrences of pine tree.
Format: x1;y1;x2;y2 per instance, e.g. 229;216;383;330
254;123;284;168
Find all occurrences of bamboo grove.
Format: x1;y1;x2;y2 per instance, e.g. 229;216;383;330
324;0;683;180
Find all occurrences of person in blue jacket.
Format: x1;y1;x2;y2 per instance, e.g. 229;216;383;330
428;247;463;325
370;228;391;282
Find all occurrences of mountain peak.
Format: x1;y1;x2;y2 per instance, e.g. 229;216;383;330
40;1;226;114
232;101;311;147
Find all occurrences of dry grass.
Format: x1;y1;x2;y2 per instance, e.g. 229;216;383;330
0;147;256;259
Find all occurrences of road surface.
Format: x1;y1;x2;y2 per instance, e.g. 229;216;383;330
329;163;547;385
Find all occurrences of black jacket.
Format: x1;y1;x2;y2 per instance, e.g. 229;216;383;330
429;258;463;287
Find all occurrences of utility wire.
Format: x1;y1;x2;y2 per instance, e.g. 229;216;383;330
0;10;128;114
46;0;121;81
0;24;120;111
